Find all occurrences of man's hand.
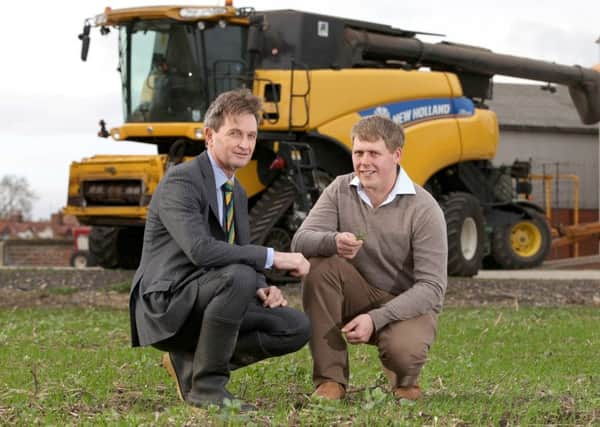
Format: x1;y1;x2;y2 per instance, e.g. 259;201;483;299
335;232;364;259
273;252;310;277
341;314;374;344
256;286;288;308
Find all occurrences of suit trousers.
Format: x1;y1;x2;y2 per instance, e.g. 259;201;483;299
153;263;310;369
302;256;437;389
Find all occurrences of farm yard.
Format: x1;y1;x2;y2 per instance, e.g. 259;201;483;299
0;268;599;425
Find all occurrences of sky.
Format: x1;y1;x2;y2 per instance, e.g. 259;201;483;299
1;0;599;220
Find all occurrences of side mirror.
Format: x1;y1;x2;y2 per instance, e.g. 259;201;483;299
78;23;91;61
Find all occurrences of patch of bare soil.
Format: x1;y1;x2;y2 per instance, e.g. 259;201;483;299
445;277;600;307
0;268;133;310
0;268;133;291
0;288;131;310
0;268;599;309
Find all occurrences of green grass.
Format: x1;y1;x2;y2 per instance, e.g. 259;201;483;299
108;282;132;294
1;306;598;425
45;287;79;296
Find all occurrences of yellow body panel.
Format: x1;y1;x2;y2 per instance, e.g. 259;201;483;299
456;109;499;162
73;154;164;163
257;69;460;131
235;160;266;198
68;155;165;193
316;112;362;150
255;70;298;130
63;205;148;220
402;119;463;185
444;73;464;97
111;123;205;141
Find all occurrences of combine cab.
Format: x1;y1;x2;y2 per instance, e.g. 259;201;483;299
66;4;600;275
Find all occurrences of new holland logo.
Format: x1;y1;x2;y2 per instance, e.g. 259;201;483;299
360;97;475;126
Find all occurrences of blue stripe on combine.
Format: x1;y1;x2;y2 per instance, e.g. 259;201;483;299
359;97;475;125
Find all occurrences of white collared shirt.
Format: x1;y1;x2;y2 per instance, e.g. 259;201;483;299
349;167;416;208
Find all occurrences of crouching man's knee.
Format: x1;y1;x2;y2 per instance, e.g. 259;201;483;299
273;308;311;356
377;314;437;387
219;264;258;301
302;256;347;294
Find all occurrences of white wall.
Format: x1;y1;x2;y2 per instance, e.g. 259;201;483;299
493;130;598;209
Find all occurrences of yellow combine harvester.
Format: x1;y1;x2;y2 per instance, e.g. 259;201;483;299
65;3;600;275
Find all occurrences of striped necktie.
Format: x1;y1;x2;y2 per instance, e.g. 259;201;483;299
222;180;235;244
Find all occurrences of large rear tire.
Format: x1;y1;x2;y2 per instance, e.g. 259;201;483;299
441;192;485;277
490;211;551;269
89;226;143;270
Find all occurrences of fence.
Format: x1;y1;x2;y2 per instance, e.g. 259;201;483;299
520;161;599;259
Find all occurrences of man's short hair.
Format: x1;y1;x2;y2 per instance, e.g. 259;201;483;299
351;115;405;151
204;89;262;131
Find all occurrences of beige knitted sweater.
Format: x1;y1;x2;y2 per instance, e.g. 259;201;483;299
291;172;448;331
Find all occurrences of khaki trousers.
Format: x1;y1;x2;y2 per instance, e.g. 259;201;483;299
302;256;437;389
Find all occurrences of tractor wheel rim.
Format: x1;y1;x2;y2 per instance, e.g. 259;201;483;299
511;221;542;257
460;217;478;261
73;255;87;269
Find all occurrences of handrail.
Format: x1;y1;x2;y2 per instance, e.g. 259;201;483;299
528;174;580;256
288;59;311;129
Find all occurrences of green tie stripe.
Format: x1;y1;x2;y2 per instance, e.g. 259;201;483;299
222;180;235;244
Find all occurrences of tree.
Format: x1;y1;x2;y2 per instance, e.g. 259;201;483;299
0;175;38;219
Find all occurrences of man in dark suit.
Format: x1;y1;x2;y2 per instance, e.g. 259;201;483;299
129;89;311;409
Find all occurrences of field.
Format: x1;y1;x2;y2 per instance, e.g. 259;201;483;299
0;270;599;425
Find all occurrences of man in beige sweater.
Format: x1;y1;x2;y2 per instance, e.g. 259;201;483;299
291;115;447;401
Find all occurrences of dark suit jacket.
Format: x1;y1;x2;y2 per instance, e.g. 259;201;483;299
129;151;268;347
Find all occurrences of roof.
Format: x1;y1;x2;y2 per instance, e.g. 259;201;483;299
488;82;599;133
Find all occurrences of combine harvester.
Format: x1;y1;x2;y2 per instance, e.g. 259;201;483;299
65;3;600;275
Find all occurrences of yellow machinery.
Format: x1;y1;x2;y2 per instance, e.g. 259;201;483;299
66;4;600;275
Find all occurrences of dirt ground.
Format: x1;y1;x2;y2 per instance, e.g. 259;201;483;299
0;268;133;310
1;267;599;310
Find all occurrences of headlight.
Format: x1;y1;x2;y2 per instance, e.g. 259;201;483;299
83;180;146;206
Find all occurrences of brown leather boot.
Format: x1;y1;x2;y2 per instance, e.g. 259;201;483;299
393;384;423;401
313;382;346;400
162;353;185;402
